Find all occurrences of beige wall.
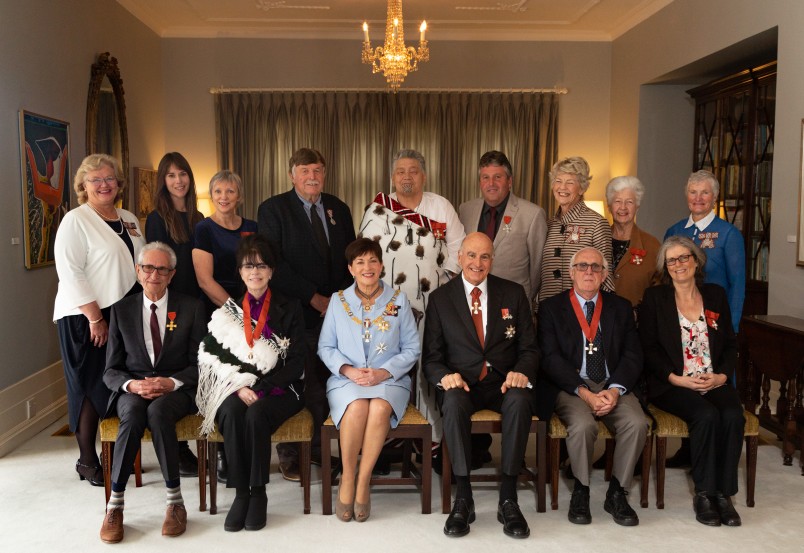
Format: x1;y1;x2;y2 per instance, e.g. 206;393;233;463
0;0;163;392
161;38;613;213
611;0;804;317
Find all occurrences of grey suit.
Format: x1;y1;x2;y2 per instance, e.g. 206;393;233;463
103;291;206;486
459;193;547;306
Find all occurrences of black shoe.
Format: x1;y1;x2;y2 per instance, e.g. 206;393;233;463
568;485;592;525
75;460;104;487
497;499;530;538
666;440;691;468
693;491;721;526
713;493;741;527
217;449;228;484
178;441;198;477
245;491;268;531
604;486;639;526
444;498;475;537
372;455;391;476
224;493;249;532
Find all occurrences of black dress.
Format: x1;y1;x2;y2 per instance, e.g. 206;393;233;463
145;210;201;299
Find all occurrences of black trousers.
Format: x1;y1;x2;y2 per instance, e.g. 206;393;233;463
277;324;328;463
439;373;532;477
111;391;194;486
652;383;744;496
216;388;304;489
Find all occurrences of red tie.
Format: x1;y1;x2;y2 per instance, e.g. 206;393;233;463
484;206;497;241
470;287;487;381
150;303;162;362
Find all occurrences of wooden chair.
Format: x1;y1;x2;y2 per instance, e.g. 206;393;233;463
99;414;208;511
206;408;314;514
440;410;546;514
548;414;653;510
321;403;432;515
649;405;759;508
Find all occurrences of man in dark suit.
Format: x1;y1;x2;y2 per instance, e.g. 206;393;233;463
257;148;355;479
423;232;537;539
537;246;645;527
99;242;206;544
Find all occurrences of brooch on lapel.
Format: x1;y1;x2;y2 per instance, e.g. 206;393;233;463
166;312;177;331
505;325;516;339
122;222;140;237
697;231;719;249
502;215;512;233
376;319;390;332
327;209;336;225
564;225;586;244
501;308;512;320
383;303;400;317
431;221;447;241
704;309;720;330
629;248;647;265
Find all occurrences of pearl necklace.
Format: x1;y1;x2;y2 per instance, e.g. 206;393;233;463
88;203;124;235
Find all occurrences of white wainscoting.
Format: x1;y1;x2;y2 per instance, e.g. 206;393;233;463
0;362;67;457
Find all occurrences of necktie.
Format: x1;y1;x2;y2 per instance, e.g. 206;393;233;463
150;303;162;362
484;206;497;241
309;203;331;265
585;300;605;383
470;287;488;381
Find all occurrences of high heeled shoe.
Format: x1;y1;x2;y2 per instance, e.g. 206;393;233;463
76;460;104;487
355;498;371;522
335;495;354;522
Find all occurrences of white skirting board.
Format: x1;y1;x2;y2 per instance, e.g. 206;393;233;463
0;361;67;458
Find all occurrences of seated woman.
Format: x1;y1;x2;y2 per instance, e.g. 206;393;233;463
196;235;305;532
318;238;420;522
639;235;745;527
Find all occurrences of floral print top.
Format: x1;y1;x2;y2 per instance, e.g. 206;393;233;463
678;309;713;377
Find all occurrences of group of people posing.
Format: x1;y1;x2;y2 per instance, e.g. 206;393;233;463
52;146;746;543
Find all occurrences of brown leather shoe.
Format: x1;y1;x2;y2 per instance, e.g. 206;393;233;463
100;508;124;543
279;460;301;482
162;504;187;537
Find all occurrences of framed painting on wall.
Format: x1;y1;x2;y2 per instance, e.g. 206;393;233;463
135;167;158;225
19;110;71;269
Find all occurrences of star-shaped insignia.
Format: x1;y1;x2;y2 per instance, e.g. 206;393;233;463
505;325;516;339
375;343;387;354
376;319;390;332
276;337;291;350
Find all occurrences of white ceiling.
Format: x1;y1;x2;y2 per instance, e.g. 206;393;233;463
117;0;675;41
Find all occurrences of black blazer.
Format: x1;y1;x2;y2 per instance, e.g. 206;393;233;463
245;291;307;393
423;274;538;387
536;289;643;420
257;190;355;329
638;283;736;399
103;291;207;417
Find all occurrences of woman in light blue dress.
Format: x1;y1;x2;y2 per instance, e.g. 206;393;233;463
318;238;420;523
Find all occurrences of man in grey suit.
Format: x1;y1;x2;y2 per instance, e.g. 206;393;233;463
99;242;206;544
458;151;547;311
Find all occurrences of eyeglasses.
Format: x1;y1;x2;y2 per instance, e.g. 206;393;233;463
241;263;269;271
139;264;173;276
572;262;604;273
85;177;118;185
666;254;692;266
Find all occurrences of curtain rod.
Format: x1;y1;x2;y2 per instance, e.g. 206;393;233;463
209;86;568;94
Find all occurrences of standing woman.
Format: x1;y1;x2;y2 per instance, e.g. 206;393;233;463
639;236;744;527
318;238;420;522
538;157;614;304
196;235;306;532
53;154;145;485
145;152;204;298
606;176;660;309
192;170;257;318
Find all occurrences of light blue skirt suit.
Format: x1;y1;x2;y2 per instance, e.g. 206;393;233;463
318;284;420;429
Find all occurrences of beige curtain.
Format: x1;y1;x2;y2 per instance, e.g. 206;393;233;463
215;90;559;222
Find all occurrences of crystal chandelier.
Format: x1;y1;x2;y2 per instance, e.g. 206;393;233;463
362;0;429;92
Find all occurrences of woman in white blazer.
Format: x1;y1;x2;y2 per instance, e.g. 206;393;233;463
53;154;145;486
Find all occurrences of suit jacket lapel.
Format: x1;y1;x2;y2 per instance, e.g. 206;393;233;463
495;195;519;248
600;294;616;358
561;291;584;368
287;192;327;262
485;278;502;346
449;278;481;348
659;286;684;369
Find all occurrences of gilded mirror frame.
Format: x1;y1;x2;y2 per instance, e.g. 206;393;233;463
85;52;129;208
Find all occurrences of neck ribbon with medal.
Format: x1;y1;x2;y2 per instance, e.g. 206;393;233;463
243;290;271;361
569;289;602;356
339;288;400;343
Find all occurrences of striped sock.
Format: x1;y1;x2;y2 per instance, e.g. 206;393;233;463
166;485;184;506
107;490;124;512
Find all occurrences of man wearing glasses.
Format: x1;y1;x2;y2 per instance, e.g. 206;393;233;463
99;242;206;543
536;246;645;527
